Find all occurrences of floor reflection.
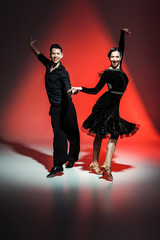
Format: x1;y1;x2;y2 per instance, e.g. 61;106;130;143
0;178;160;240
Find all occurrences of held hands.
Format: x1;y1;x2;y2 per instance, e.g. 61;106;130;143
122;28;131;35
67;87;82;96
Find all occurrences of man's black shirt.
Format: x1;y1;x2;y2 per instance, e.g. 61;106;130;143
37;53;72;105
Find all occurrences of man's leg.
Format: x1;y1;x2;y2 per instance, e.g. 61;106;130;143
64;101;80;168
47;105;68;177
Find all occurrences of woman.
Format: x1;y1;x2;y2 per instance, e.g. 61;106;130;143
68;28;140;180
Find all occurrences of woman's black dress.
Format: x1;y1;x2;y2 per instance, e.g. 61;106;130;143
81;30;140;139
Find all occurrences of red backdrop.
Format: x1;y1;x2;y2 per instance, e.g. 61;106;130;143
1;0;159;143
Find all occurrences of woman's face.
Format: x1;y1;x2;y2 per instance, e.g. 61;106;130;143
109;51;121;69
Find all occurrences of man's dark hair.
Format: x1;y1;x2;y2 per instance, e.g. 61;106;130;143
50;44;63;53
108;47;122;58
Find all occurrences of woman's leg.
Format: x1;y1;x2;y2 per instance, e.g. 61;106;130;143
103;138;117;167
90;135;103;174
101;135;118;180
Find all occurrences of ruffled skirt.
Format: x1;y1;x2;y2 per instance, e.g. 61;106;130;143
81;91;140;139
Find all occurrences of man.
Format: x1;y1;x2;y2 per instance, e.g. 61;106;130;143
29;37;80;177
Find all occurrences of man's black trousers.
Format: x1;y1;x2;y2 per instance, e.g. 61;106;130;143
49;100;80;167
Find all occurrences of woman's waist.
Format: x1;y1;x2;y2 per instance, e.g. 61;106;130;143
110;90;124;95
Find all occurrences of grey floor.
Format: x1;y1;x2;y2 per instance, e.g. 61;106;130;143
0;137;160;240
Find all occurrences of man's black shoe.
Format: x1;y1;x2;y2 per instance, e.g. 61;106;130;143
47;166;63;178
66;161;74;168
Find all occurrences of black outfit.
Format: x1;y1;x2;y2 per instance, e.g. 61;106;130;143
81;30;140;139
37;54;80;168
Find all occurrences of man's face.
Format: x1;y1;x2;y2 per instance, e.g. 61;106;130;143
50;48;63;64
109;51;121;69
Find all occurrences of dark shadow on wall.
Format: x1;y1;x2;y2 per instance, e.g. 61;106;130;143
0;0;66;112
91;0;160;132
0;0;160;133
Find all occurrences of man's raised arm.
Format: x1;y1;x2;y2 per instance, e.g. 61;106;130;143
28;37;41;56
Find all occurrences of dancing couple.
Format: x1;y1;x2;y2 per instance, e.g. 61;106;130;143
29;28;139;180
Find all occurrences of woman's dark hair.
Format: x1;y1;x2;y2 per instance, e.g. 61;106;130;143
98;47;122;77
108;47;122;58
50;44;63;53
